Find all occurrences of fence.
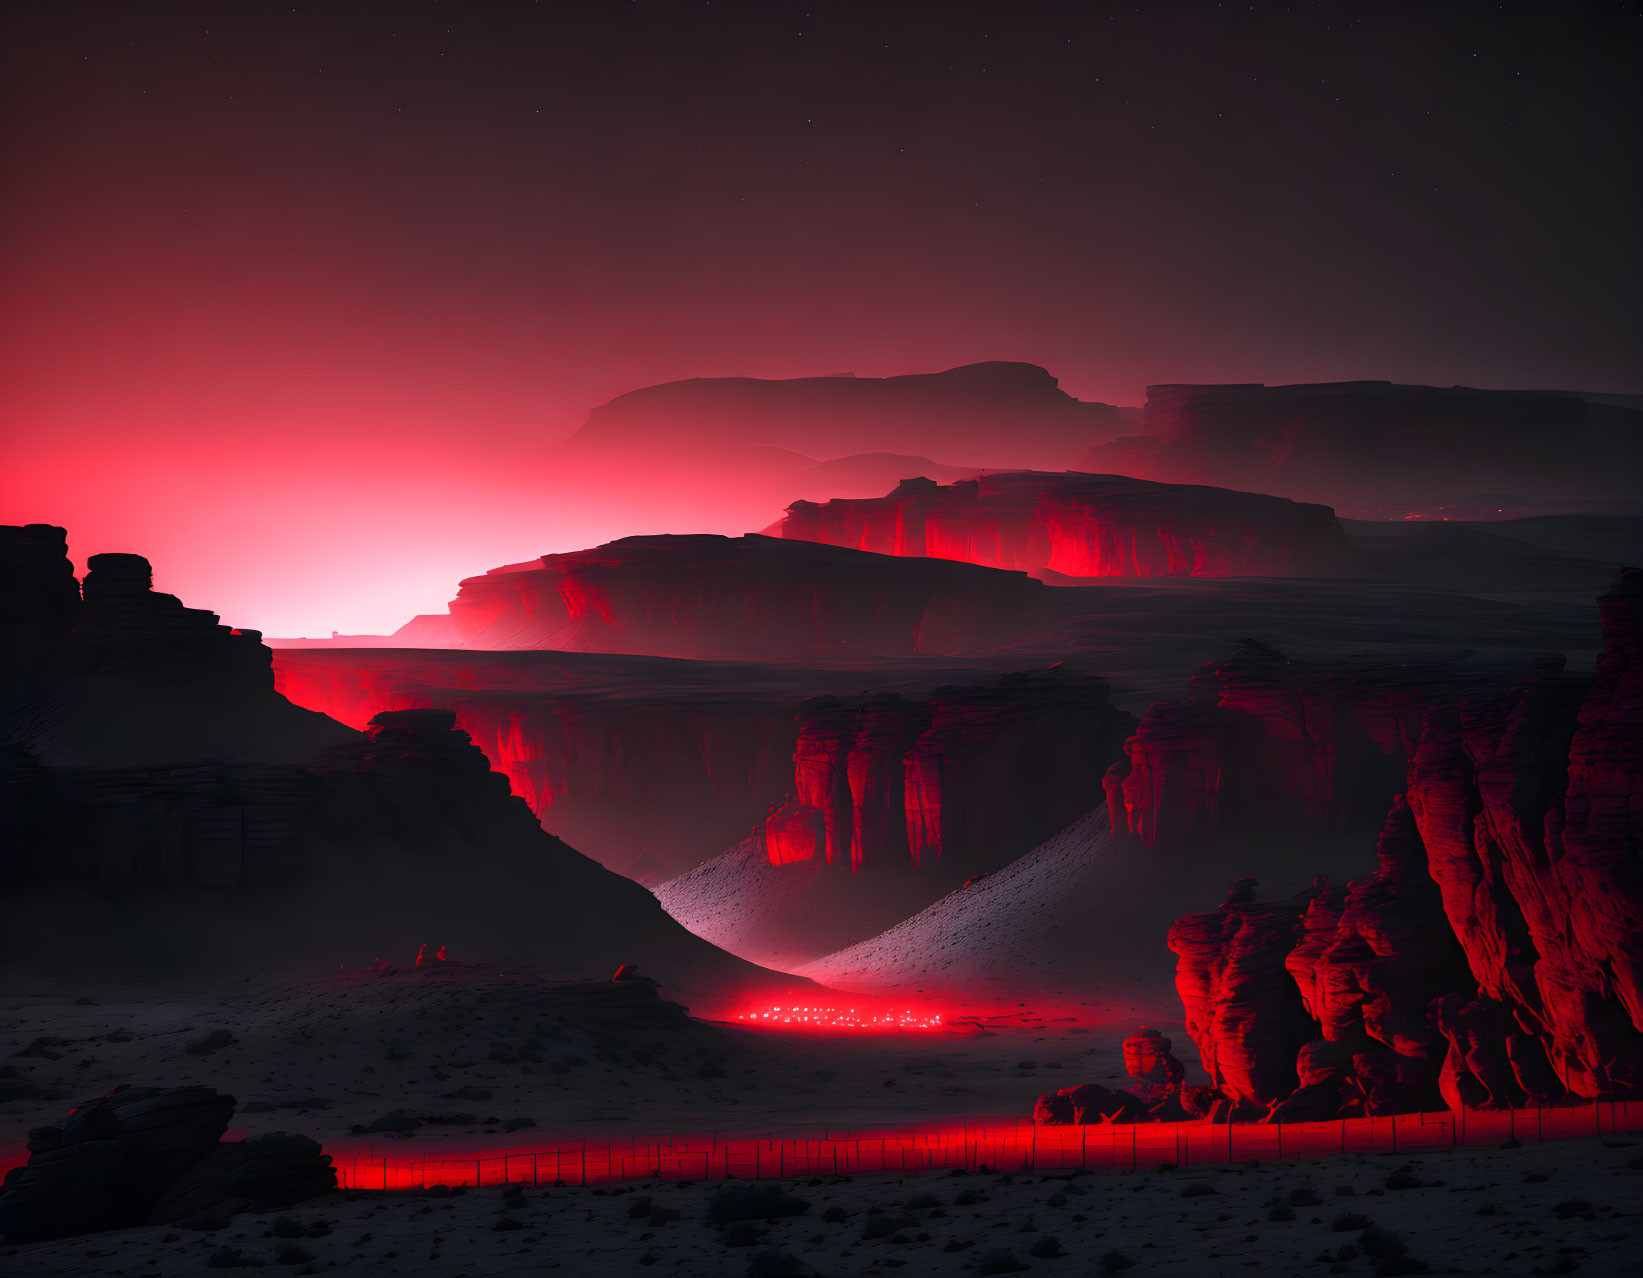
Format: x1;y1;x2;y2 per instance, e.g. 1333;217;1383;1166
330;1099;1639;1191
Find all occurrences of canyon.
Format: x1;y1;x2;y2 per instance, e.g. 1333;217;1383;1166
0;525;806;1007
1165;569;1643;1117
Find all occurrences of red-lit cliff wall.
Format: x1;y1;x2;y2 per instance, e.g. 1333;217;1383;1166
1167;880;1327;1110
760;669;1134;883
1165;570;1643;1116
270;652;809;880
1104;645;1429;848
778;472;1350;580
440;534;1055;658
0;529;802;996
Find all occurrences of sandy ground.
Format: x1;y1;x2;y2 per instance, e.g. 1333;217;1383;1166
796;814;1376;1009
4;1130;1639;1275
0;969;1180;1158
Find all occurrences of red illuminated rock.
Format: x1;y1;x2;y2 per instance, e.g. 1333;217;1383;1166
1122;1028;1185;1088
1167;880;1325;1109
779;471;1350;579
440;534;1058;658
1083;381;1643;517
269;647;1003;879
1032;1083;1148;1126
1542;568;1643;1089
1106;647;1434;847
1162;570;1643;1117
759;669;1133;882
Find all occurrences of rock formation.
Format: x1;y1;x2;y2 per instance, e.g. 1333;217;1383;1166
1167;880;1327;1111
0;1085;333;1242
0;526;819;1002
565;362;1128;472
433;534;1059;658
1162;570;1643;1117
758;669;1134;882
779;472;1350;579
268;647;1007;879
1083;381;1643;518
1105;645;1466;848
1032;1030;1192;1126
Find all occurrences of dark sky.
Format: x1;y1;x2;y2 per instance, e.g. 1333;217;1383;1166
3;0;1640;633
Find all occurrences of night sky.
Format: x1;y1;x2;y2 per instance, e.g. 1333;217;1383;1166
4;1;1639;635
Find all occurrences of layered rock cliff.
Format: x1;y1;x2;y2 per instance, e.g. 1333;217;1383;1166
1164;570;1643;1115
0;527;811;1002
1105;644;1469;848
778;472;1350;579
433;534;1059;658
759;669;1134;879
269;648;1004;879
566;362;1127;471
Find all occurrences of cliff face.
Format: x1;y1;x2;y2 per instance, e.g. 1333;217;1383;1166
566;362;1127;471
1105;645;1443;848
0;525;81;702
0;527;805;1001
440;534;1057;658
1084;381;1643;517
269;648;1009;879
779;472;1350;580
759;670;1134;882
1164;570;1643;1116
1167;881;1327;1111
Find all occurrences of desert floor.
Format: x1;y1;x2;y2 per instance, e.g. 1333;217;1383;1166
4;1130;1640;1276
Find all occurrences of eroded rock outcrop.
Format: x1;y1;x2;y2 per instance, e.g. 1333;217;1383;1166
1106;645;1449;847
1163;570;1643;1118
269;647;1009;879
0;524;81;701
780;472;1350;579
1167;880;1326;1110
0;527;817;1000
0;1085;333;1243
759;669;1133;882
440;534;1058;658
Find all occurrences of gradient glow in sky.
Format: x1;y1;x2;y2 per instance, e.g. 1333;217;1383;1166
4;1;1639;635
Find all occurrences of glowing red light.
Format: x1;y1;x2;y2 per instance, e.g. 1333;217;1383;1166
733;1004;945;1031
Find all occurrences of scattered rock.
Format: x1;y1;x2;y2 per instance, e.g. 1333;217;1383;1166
186;1030;238;1057
709;1186;811;1227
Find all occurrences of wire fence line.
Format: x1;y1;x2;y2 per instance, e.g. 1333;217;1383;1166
331;1099;1638;1191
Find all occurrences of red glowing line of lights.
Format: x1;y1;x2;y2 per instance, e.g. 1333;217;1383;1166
735;1004;944;1029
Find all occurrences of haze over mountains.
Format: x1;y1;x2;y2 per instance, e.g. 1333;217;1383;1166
6;357;1641;1086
